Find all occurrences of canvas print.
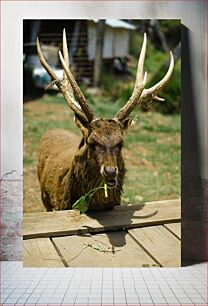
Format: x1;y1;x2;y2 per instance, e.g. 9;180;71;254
23;19;181;267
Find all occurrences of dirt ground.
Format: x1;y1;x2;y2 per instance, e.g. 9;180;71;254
24;165;44;212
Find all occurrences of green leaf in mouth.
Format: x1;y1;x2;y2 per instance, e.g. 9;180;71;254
72;183;108;213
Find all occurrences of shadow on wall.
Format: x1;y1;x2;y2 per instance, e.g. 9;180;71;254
181;25;208;265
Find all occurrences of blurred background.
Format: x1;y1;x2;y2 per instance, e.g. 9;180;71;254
23;19;181;213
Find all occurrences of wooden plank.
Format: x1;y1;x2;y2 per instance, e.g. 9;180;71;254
164;223;181;239
128;225;181;267
24;199;180;239
52;231;157;267
23;238;64;267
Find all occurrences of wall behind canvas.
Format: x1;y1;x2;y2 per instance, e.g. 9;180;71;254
0;1;207;264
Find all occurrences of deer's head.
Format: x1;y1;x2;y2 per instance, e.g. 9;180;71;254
37;29;174;188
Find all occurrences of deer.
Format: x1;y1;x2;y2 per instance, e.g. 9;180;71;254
36;29;174;212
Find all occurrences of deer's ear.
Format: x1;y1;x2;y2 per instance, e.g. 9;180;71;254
74;115;89;138
122;118;134;130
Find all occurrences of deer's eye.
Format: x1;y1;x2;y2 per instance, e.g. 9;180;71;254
113;142;123;152
95;144;106;153
113;147;121;154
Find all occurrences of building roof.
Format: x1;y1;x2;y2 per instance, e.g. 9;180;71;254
92;19;136;30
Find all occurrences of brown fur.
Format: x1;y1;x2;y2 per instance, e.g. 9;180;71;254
37;118;130;211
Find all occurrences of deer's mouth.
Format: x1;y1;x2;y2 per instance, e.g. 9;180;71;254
100;166;117;188
105;178;117;188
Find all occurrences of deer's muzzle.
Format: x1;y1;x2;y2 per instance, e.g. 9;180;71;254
101;166;118;188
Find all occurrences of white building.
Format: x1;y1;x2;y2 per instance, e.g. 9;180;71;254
87;19;136;61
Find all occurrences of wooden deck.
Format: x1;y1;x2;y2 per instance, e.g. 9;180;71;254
23;199;181;267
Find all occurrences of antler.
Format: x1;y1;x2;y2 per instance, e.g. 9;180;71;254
114;33;174;122
114;73;147;122
59;30;96;122
114;34;147;122
36;30;96;123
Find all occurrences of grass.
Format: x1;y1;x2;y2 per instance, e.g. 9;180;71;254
121;110;180;204
23;93;180;212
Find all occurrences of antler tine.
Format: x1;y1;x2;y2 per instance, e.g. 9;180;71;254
36;37;87;122
62;28;70;82
62;29;77;101
59;48;96;123
135;33;147;87
62;29;88;112
140;51;174;104
37;37;60;83
114;33;147;122
115;72;147;122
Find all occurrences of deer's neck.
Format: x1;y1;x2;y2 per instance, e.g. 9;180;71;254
65;144;126;210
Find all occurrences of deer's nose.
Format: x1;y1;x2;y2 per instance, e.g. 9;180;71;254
103;167;117;177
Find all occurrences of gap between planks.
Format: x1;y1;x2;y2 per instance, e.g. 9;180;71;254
24;199;181;239
23;223;181;267
23;238;65;267
163;222;181;239
128;224;181;267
